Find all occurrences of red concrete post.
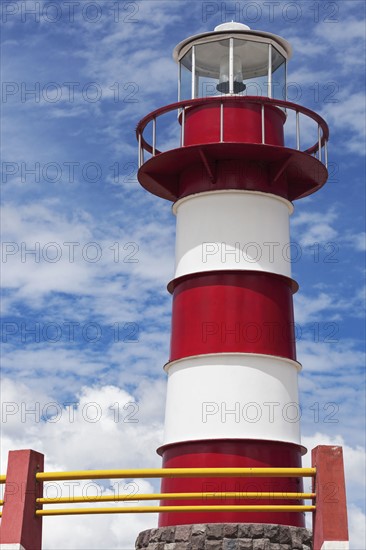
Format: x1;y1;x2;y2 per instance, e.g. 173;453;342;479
312;445;349;550
0;449;44;550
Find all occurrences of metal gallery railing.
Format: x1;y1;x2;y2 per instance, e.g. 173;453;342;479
136;96;329;169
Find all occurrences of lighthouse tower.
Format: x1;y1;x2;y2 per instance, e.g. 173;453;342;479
136;22;329;540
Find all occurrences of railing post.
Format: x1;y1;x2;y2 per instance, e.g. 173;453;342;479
296;110;300;150
181;107;185;147
312;445;349;550
0;449;44;550
138;132;142;168
152;117;156;156
220;101;224;142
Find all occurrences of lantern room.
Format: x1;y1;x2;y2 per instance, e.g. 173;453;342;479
175;22;291;100
137;23;328;205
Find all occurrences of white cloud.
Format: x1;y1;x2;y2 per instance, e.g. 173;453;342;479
1;199;175;315
348;504;366;550
321;92;366;156
294;292;337;323
349;233;366;252
291;207;339;246
287;14;365;72
297;339;364;374
293;288;365;324
0;380;165;548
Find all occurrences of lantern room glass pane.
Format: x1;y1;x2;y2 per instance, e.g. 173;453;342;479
195;39;230;97
194;39;230;79
234;38;269;79
238;39;270;97
272;46;286;100
198;75;221;97
180;50;192;100
242;73;269;97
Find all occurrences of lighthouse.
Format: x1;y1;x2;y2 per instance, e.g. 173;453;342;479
136;21;329;541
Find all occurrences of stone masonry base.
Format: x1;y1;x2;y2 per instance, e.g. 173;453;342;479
135;524;312;550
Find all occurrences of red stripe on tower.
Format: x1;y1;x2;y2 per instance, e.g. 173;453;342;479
136;21;329;529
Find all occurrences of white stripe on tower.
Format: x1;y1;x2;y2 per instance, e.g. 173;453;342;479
173;190;293;279
163;353;301;447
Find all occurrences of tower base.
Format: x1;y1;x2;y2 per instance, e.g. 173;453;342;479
135;523;312;549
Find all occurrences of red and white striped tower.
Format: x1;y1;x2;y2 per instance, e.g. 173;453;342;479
136;22;329;529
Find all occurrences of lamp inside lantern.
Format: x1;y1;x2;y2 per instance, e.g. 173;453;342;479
216;54;246;94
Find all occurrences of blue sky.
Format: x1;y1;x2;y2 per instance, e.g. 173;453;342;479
1;0;365;547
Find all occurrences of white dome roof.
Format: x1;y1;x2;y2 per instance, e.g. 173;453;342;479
214;22;251;32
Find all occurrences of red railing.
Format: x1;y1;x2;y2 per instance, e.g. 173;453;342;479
136;96;329;169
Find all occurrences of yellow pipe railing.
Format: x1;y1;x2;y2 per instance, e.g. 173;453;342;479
36;504;316;516
1;467;317;518
36;467;316;482
37;491;315;505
